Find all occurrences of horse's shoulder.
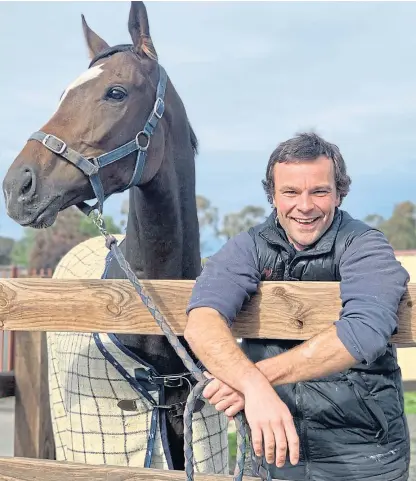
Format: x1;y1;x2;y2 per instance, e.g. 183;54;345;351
53;234;125;280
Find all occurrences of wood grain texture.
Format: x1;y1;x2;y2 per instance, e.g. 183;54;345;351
0;279;415;344
13;332;55;459
0;457;270;481
0;371;15;398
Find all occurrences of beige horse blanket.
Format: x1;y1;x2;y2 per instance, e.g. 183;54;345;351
48;235;229;472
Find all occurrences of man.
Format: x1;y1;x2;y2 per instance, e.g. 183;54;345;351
184;132;410;481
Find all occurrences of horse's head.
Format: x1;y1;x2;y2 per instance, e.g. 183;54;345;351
3;1;171;228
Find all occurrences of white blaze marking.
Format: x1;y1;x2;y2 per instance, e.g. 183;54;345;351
58;64;105;106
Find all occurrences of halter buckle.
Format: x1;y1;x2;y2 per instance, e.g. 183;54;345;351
153;97;165;119
42;134;67;155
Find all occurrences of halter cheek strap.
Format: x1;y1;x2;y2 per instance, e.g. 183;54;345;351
27;63;167;215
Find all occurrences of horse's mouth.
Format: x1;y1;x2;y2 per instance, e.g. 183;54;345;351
13;189;89;228
13;196;63;229
18;205;59;229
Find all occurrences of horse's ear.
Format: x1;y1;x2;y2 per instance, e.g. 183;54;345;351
128;1;158;61
81;14;110;60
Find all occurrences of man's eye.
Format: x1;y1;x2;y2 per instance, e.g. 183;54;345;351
106;87;127;101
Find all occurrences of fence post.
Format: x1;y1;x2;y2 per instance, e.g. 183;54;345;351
14;332;55;459
13;263;55;459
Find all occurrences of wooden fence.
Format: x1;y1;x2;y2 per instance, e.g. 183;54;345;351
0;278;415;480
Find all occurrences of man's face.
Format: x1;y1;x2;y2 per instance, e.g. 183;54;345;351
273;155;340;250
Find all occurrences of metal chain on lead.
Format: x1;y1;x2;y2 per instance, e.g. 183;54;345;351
90;211;271;481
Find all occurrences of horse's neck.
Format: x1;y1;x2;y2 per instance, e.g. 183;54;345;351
124;150;200;280
112;147;200;375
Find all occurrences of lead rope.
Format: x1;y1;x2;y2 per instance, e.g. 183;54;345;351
90;212;271;481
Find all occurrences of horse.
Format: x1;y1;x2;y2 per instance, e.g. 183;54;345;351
2;1;229;474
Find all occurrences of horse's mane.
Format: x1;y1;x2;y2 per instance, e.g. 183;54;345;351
189;122;198;156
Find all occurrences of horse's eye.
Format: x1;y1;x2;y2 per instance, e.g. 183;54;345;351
106;87;127;101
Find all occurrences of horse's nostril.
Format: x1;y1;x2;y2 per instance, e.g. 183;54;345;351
18;167;37;201
21;172;33;195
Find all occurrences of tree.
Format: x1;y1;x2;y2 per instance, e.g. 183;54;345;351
0;236;15;265
11;207;121;271
363;214;385;229
120;197;129;229
79;214;122;238
218;205;266;240
364;201;416;250
196;195;266;256
11;229;36;267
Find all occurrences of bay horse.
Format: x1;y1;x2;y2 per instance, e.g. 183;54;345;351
2;1;228;473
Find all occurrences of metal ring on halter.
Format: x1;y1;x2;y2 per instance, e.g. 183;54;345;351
135;130;150;152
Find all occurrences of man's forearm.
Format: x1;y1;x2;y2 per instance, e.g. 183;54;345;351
185;307;266;394
256;325;358;385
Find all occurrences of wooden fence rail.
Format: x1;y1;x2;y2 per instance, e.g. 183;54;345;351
0;279;415;342
0;278;415;481
0;457;262;481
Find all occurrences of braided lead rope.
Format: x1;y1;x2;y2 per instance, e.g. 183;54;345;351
90;214;271;481
183;379;254;481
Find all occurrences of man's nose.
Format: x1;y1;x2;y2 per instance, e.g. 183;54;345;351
297;193;314;212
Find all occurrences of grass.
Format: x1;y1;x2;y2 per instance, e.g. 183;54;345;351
227;392;416;462
405;391;416;414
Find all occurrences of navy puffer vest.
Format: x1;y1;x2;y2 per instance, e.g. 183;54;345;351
242;209;410;481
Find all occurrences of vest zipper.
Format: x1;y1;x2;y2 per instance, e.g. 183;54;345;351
296;381;311;480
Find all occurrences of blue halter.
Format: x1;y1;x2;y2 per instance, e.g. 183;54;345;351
28;45;167;215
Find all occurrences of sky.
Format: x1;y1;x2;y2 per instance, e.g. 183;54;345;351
1;1;415;249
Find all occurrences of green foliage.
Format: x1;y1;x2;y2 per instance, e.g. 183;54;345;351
364;201;416;250
0;236;15;265
218;205;266;241
197;195;219;231
196;195;266;255
405;391;416;414
79;215;122;237
11;229;36;267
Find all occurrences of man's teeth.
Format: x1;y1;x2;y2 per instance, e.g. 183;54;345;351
294;218;317;224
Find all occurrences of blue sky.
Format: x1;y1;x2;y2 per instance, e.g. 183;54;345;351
1;1;415;247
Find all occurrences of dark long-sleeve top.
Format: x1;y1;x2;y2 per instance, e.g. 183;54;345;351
186;229;409;365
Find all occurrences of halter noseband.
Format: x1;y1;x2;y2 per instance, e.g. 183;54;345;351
27;44;167;215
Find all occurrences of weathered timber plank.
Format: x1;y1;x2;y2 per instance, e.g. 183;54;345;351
13;332;55;459
0;457;264;481
0;279;415;344
0;371;15;398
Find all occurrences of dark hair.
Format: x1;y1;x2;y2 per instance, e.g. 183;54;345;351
262;132;351;205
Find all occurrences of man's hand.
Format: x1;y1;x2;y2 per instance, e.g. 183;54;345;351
203;372;299;467
243;378;299;468
203;372;245;419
